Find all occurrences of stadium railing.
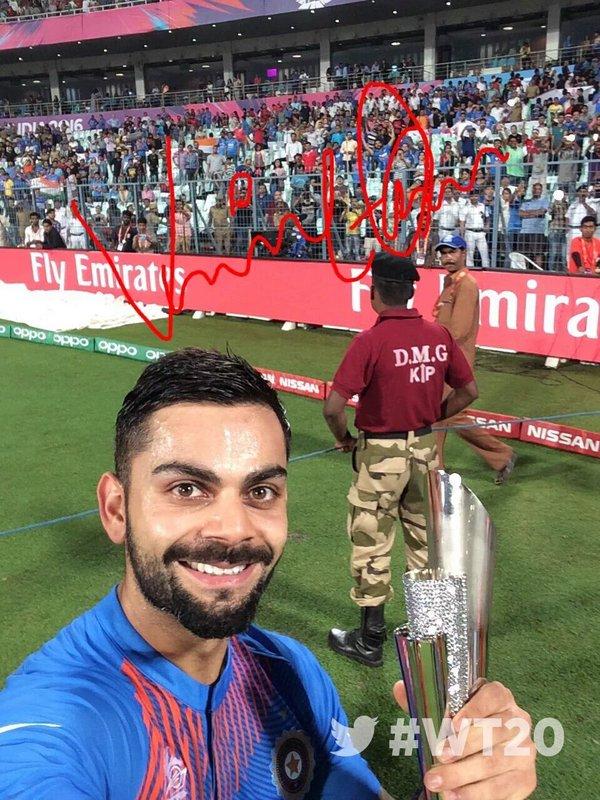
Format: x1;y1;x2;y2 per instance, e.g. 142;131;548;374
2;159;597;273
0;69;425;119
0;42;588;119
0;0;158;24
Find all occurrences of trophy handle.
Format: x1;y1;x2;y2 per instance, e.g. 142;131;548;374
395;626;447;800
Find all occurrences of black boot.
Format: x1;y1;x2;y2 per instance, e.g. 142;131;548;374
328;606;387;667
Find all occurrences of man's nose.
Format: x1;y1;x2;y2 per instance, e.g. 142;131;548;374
199;491;254;544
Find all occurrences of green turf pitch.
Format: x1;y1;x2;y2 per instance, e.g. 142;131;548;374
0;316;599;799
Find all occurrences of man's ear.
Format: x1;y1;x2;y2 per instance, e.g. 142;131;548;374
97;472;127;545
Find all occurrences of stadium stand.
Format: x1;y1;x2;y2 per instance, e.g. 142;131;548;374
0;23;599;272
0;0;158;23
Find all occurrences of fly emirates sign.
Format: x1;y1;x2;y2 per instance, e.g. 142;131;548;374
4;251;599;362
28;251;186;297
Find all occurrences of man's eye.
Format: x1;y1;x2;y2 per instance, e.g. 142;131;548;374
249;486;278;502
173;483;203;498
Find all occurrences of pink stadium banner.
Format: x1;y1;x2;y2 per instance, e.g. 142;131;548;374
0;0;364;52
0;84;443;133
3;249;598;363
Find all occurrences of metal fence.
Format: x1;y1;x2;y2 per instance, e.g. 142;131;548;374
0;69;425;119
0;42;589;119
2;159;599;273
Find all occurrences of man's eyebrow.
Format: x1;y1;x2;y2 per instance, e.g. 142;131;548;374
152;462;222;485
241;465;288;490
151;463;288;488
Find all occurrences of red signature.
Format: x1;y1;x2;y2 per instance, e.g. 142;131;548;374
70;80;508;342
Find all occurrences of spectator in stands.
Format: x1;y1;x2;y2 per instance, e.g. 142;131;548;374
569;215;600;274
587;180;600;224
566;185;597;247
132;218;155;253
504;135;526;184
117;184;132;207
436;187;461;241
206;145;226;182
23;211;43;248
557;137;580;195
587;137;600;184
147;146;160;183
183;144;200;182
342;197;362;261
115;209;137;252
174;197;192;254
519;182;549;270
208;196;231;255
547;190;569;272
340;131;357;171
141;184;156;204
363;197;382;258
285;132;302;167
42;217;66;249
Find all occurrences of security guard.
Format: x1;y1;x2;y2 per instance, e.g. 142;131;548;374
434;235;518;483
324;254;478;667
459;191;489;268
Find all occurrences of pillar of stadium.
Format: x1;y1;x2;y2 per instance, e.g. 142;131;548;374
48;66;60;105
319;31;330;87
222;42;234;86
134;62;145;103
423;14;436;83
545;2;561;62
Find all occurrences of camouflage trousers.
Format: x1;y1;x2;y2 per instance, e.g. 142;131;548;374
347;430;438;607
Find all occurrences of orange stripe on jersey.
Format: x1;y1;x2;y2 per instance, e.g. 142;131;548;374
121;661;164;800
121;659;207;800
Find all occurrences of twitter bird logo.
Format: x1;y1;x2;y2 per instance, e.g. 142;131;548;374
330;716;378;757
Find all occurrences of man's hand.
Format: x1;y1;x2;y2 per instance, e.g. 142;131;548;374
393;680;537;800
335;432;357;452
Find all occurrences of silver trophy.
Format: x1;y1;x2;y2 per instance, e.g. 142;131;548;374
395;470;496;800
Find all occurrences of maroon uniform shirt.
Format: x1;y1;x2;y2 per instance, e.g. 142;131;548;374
332;308;474;433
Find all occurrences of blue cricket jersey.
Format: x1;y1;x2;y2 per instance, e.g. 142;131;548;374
0;589;382;799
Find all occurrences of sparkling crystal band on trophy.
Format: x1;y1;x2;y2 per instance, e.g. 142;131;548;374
395;470;496;800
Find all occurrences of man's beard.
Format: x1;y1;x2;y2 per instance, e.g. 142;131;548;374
124;520;277;639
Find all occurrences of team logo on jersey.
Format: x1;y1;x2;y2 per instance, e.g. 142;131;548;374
164;751;189;800
296;0;332;9
271;730;315;799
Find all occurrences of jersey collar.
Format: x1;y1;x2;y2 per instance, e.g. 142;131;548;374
376;308;422;323
97;587;235;712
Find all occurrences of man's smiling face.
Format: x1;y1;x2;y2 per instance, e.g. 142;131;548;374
116;402;288;639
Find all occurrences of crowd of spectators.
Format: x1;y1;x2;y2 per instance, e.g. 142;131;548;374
1;52;599;273
0;0;157;22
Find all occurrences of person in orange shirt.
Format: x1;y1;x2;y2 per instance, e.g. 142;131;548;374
417;111;429;131
433;235;517;484
569;216;600;274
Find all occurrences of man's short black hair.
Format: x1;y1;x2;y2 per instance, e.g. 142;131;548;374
115;348;291;483
580;215;597;226
373;277;414;307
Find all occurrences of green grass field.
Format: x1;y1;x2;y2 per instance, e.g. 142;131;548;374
1;315;599;798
